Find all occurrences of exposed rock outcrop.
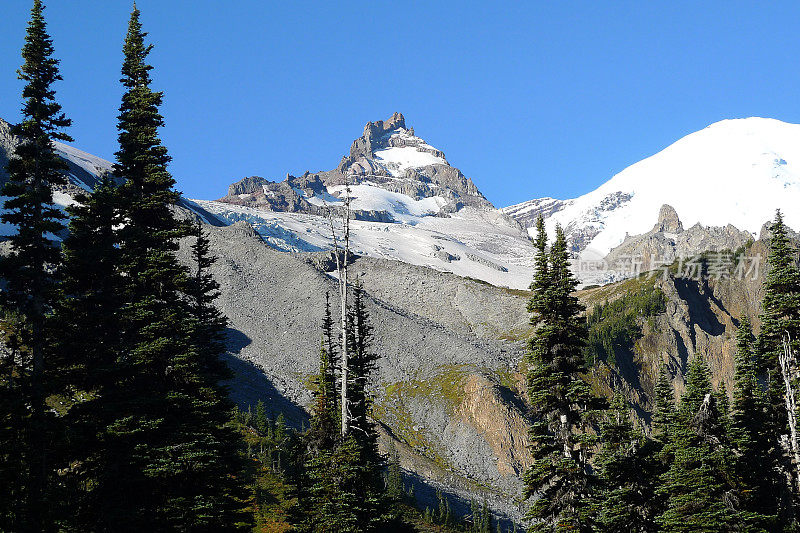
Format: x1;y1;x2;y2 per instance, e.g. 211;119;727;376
216;113;494;216
603;204;753;273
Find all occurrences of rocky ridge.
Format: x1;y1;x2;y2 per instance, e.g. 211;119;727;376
602;203;754;273
218;112;493;221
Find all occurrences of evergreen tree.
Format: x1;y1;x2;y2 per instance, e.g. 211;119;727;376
384;443;404;504
758;210;800;370
299;287;396;532
755;210;800;521
730;319;779;529
656;356;743;532
343;283;394;529
528;215;552;321
183;221;253;529
524;223;602;532
49;175;124;529
652;364;676;441
307;293;339;451
299;295;344;531
186;220;231;383
0;1;71;527
92;7;249;529
596;394;659;532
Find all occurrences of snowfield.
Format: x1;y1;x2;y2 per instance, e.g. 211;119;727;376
328;183;448;222
188;198;537;290
505;117;800;255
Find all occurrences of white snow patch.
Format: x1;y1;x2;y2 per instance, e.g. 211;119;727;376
374;146;447;177
52;191;78;208
329;184;446;223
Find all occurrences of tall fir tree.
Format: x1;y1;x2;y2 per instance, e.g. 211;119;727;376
649;364;678;521
758;210;800;370
524;222;602;532
0;1;71;528
307;292;339;451
299;294;343;532
729;318;778;529
596;394;659;532
655;356;745;532
755;210;800;521
344;283;392;529
299;285;397;532
93;7;249;530
183;221;253;529
49;175;124;529
652;364;676;441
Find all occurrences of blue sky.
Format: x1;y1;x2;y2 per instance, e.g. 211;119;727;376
2;1;800;208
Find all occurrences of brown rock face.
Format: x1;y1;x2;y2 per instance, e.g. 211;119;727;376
457;374;532;477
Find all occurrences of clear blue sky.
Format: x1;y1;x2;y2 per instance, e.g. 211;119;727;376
2;1;800;208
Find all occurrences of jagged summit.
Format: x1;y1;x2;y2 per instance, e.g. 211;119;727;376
219;113;491;220
653;204;683;234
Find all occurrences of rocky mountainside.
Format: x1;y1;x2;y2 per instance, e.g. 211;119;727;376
599;204;754;278
218;112;492;219
504;117;800;257
168;209;779;528
172;219;532;524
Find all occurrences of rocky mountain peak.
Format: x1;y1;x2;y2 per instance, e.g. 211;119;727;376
219;113;493;218
654;204;683;233
362;111;406;137
345;111;435;164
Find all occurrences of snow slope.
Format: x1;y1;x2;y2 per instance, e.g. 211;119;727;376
504;117;800;255
189;198;537;290
374;146;448;177
328;183;448;222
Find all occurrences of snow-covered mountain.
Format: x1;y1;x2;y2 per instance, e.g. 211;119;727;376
217;112;492;218
0;117;115;237
504;117;800;256
198;113;538;289
5;114;799;288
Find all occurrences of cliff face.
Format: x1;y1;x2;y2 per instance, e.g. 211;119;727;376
579;238;768;417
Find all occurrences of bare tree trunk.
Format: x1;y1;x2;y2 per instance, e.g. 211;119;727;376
780;333;800;493
324;179;352;437
339;194;350;437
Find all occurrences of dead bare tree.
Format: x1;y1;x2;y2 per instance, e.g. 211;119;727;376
780;332;800;492
323;177;353;437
